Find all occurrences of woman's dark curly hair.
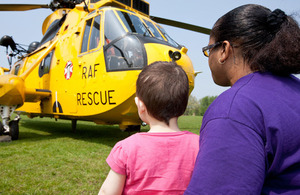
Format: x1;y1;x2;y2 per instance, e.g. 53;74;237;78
211;4;300;76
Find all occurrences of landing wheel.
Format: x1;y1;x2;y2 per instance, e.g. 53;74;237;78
0;122;3;136
72;119;77;133
9;120;19;140
125;125;141;132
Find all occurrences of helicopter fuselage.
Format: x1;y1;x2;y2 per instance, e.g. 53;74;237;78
0;1;196;135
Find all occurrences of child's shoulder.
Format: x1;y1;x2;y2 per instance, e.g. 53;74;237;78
117;131;198;146
183;131;200;137
110;133;142;154
115;133;144;147
182;131;200;142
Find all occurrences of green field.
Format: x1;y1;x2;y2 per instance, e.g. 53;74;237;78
0;115;202;194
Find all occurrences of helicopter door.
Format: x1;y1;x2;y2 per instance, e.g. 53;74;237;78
80;15;101;54
78;13;103;83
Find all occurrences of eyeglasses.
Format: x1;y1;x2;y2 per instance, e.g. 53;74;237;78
202;41;222;57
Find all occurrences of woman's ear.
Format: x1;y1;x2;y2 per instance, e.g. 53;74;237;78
219;40;231;63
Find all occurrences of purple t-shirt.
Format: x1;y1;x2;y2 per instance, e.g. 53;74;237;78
185;72;300;194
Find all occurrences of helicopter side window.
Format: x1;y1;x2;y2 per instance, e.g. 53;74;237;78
40;15;66;45
116;11;151;37
39;49;54;78
14;65;20;76
81;15;101;53
81;19;92;53
143;20;164;40
40;20;60;45
89;15;101;50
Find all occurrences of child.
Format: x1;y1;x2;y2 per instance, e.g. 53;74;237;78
99;61;199;195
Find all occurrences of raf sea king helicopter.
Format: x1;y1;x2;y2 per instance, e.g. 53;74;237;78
0;0;210;140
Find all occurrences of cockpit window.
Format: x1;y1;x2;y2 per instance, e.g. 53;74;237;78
143;19;164;40
115;9;178;48
116;10;151;37
104;10;126;45
104;10;146;71
155;24;179;48
104;35;146;71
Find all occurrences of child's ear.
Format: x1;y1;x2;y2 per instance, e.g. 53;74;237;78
134;97;140;107
135;97;146;113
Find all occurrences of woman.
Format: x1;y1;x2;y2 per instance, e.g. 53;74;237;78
184;4;300;194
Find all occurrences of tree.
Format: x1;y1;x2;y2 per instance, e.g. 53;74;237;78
184;95;200;116
199;96;218;116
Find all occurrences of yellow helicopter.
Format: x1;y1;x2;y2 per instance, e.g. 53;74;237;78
0;0;210;140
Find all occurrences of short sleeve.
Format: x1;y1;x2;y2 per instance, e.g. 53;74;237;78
106;141;128;175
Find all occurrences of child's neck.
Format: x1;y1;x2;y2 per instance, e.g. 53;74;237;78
148;117;181;133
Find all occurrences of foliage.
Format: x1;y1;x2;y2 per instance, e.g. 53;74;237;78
185;95;218;116
0;115;201;194
199;96;218;116
184;95;200;116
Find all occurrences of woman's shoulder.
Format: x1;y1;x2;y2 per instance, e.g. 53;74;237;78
202;73;262;127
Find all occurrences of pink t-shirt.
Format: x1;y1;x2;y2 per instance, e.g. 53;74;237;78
106;131;199;195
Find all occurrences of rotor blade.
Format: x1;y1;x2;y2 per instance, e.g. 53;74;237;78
0;4;49;11
151;16;211;35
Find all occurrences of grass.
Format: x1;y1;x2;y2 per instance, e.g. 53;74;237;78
0;115;202;194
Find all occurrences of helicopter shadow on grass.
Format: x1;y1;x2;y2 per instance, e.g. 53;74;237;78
18;117;140;147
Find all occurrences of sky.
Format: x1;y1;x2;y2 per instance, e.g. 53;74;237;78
0;0;299;99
